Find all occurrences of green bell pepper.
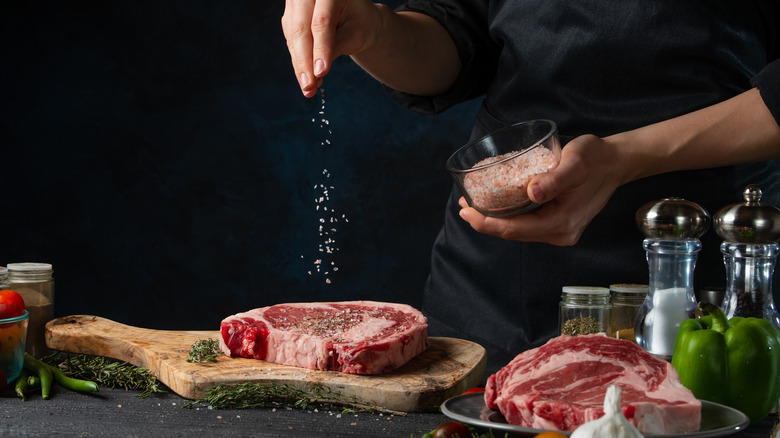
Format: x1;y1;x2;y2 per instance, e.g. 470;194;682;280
672;302;780;424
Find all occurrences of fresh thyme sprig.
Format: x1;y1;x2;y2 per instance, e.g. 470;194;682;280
41;353;167;398
183;382;405;416
187;338;223;363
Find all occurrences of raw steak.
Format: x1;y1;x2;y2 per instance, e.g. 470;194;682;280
219;301;429;374
485;334;701;435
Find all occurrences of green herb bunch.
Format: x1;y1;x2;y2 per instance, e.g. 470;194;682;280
184;382;403;415
187;338;223;363
42;354;167;398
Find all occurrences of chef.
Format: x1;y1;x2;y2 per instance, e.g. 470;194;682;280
282;0;780;373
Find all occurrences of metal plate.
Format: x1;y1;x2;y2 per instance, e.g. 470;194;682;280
441;393;750;437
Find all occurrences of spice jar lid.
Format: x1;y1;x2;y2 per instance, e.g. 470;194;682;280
713;185;780;244
7;262;53;272
562;286;610;295
609;284;649;294
635;197;710;239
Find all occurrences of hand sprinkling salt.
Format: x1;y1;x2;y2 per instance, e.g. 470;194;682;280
570;386;644;438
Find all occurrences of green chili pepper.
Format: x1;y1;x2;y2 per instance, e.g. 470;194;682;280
672;302;780;423
23;353;53;399
14;369;30;401
43;361;99;393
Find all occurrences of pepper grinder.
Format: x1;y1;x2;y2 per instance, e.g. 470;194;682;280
634;198;710;360
714;185;780;330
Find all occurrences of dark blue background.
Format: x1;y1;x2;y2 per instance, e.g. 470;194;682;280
1;1;479;329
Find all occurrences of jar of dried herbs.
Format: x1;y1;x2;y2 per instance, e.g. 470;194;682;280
559;286;611;336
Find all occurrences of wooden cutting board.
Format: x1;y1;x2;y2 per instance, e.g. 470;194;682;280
45;315;487;413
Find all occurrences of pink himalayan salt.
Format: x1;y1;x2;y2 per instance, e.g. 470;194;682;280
464;147;557;211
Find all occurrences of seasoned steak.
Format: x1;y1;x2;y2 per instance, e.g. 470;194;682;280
219;301;429;374
485;334;701;434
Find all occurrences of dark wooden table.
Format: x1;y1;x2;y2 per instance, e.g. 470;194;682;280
1;385;777;437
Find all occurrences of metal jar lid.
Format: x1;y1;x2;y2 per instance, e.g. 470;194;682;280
635;197;710;239
713;185;780;244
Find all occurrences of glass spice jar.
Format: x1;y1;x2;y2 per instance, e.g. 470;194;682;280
608;284;648;341
8;262;54;357
0;267;9;289
559;286;611;336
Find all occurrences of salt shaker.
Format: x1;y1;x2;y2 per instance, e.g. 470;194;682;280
634;198;710;360
713;185;780;330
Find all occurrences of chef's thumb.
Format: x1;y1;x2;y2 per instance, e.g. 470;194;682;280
528;170;561;204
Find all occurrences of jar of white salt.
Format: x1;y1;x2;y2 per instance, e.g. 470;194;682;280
7;262;54;357
634;198;710;360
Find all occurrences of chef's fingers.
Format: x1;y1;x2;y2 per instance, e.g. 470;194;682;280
458;200;578;246
282;0;320;98
310;0;340;79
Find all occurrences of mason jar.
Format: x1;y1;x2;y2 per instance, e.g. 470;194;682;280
8;262;54;357
559;286;611;336
609;284;648;341
0;267;9;289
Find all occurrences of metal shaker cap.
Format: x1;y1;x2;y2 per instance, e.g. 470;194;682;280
635;197;710;239
714;185;780;243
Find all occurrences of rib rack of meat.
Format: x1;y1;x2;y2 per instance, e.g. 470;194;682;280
219;301;429;375
484;334;701;435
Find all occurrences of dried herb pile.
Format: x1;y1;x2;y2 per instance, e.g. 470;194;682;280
41;354;167;398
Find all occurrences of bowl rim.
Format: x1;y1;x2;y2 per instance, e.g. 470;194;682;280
445;119;558;174
0;310;30;323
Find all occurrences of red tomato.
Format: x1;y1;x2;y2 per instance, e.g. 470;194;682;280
0;290;25;320
0;368;6;394
461;387;486;395
432;421;471;438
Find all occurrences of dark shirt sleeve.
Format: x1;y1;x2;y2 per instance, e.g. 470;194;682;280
751;58;780;126
386;0;499;114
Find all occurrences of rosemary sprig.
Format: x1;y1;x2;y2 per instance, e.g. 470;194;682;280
187;338;223;363
41;353;167;398
183;382;405;416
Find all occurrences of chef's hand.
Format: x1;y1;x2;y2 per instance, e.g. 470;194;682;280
282;0;383;98
457;135;625;246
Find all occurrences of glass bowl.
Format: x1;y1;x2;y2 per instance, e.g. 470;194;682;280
446;119;561;218
0;310;29;383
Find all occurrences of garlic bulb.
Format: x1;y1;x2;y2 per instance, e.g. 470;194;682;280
570;386;644;438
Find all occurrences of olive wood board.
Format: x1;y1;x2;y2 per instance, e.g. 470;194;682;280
44;315;487;413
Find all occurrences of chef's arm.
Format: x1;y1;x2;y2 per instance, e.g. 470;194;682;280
608;87;780;185
282;0;460;98
459;86;780;246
